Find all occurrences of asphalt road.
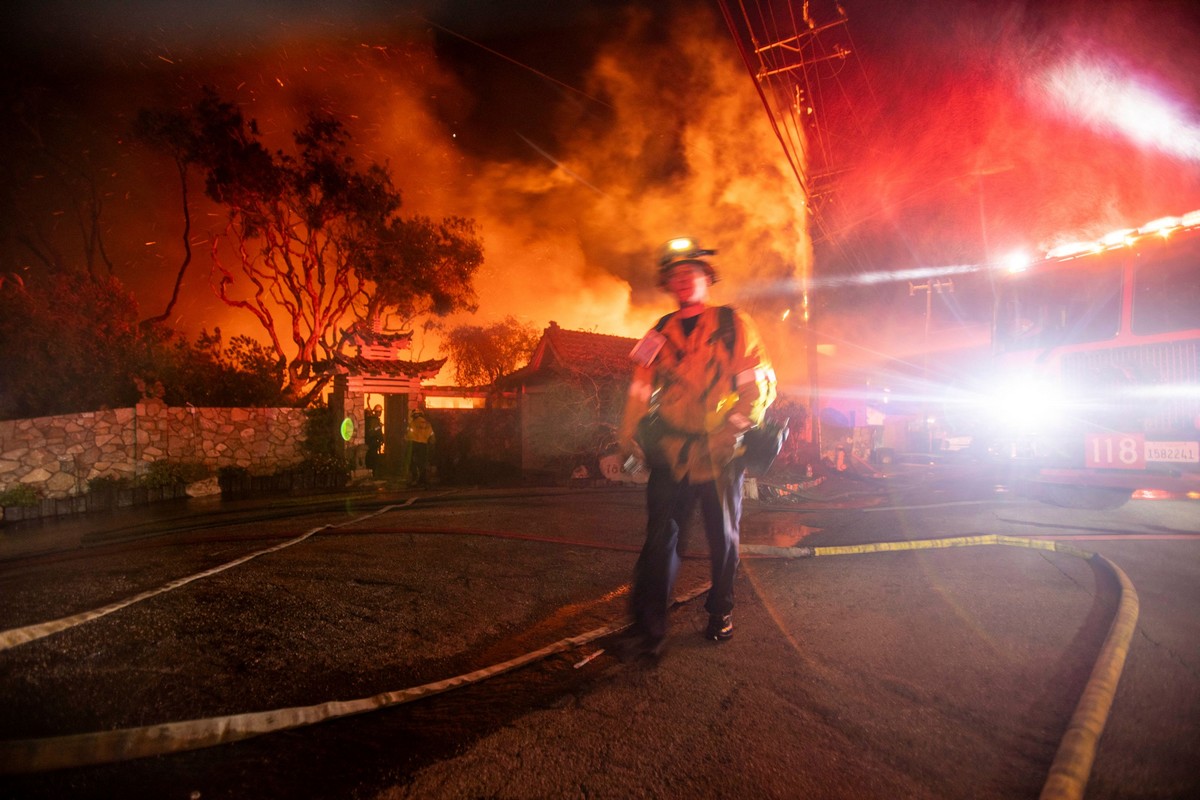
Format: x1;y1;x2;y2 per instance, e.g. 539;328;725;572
0;465;1197;799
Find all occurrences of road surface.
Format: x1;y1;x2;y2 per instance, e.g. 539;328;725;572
0;465;1196;798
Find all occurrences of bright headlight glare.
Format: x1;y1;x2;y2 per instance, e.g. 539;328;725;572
985;379;1068;431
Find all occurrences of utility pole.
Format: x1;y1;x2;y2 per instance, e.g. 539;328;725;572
908;278;955;452
719;1;852;459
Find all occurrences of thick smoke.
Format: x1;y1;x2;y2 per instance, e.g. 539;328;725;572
64;3;811;382
17;0;1194;394
447;5;810;371
824;0;1200;265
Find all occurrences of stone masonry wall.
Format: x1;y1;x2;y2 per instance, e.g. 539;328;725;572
0;401;310;500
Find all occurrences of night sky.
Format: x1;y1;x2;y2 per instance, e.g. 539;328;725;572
2;0;1198;390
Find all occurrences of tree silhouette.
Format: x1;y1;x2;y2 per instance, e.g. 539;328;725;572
0;90;116;281
0;270;298;420
132;107;199;325
142;89;484;405
0;271;140;418
443;316;539;387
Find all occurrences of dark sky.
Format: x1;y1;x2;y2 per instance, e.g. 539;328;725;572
5;0;1197;246
2;0;1198;385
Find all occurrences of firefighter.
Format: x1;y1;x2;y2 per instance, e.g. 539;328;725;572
616;236;776;660
364;404;384;475
406;406;435;486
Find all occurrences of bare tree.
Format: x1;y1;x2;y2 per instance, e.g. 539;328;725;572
142;89;484;404
132;108;198;324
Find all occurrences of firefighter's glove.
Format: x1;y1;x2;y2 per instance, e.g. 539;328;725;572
711;421;745;467
619;436;646;465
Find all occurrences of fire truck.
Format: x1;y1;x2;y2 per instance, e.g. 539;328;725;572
981;210;1200;509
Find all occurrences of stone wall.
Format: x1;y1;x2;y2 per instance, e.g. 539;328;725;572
0;400;310;500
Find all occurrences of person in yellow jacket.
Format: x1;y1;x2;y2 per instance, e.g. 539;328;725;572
616;237;776;660
406;408;435;486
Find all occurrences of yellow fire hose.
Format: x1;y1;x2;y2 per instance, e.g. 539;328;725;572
741;534;1140;800
0;533;1137;800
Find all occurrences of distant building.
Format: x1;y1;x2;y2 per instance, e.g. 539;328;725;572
497;321;636;476
322;319;445;476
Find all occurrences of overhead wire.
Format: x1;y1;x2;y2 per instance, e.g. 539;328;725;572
724;0;894;276
807;7;888;272
721;0;852;261
718;1;811;201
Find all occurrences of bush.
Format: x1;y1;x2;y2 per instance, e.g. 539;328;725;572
299;403;350;477
301;403;339;460
137;460;210;489
87;474;132;494
0;484;41;507
300;452;351;476
217;460;346;498
216;465;252;496
217;465;251;481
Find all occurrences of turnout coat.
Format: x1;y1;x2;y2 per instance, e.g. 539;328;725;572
618;305;776;483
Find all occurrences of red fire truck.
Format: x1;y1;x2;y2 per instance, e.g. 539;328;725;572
983;210;1200;509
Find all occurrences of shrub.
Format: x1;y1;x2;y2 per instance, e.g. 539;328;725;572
217;465;251;481
0;484;41;507
87;474;132;494
137;460;210;489
300;403;350;477
301;403;339;460
300;452;350;475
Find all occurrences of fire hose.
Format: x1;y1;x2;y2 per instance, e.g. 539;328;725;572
0;523;1137;800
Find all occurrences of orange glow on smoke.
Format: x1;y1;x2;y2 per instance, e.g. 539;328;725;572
119;7;811;385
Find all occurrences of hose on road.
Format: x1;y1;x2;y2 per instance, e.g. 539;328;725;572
742;534;1139;800
1;529;1138;800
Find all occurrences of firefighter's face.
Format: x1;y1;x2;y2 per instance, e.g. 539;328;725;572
665;263;710;306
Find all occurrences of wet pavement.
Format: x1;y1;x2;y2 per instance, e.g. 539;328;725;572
1;468;1198;799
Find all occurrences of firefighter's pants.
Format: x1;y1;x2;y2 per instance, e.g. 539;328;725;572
631;463;744;641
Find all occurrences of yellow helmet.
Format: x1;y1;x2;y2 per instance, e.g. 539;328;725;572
656;236;718;286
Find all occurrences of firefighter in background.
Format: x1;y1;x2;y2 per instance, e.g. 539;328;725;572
364;404;384;475
406;406;435;486
616;237;776;660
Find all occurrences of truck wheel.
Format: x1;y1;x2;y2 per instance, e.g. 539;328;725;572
1039;484;1132;511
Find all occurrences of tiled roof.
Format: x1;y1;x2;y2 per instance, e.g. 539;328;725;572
542;323;636;375
318;355;447;378
499;322;636;386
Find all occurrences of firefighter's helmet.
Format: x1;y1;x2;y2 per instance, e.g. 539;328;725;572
656;236;718;286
